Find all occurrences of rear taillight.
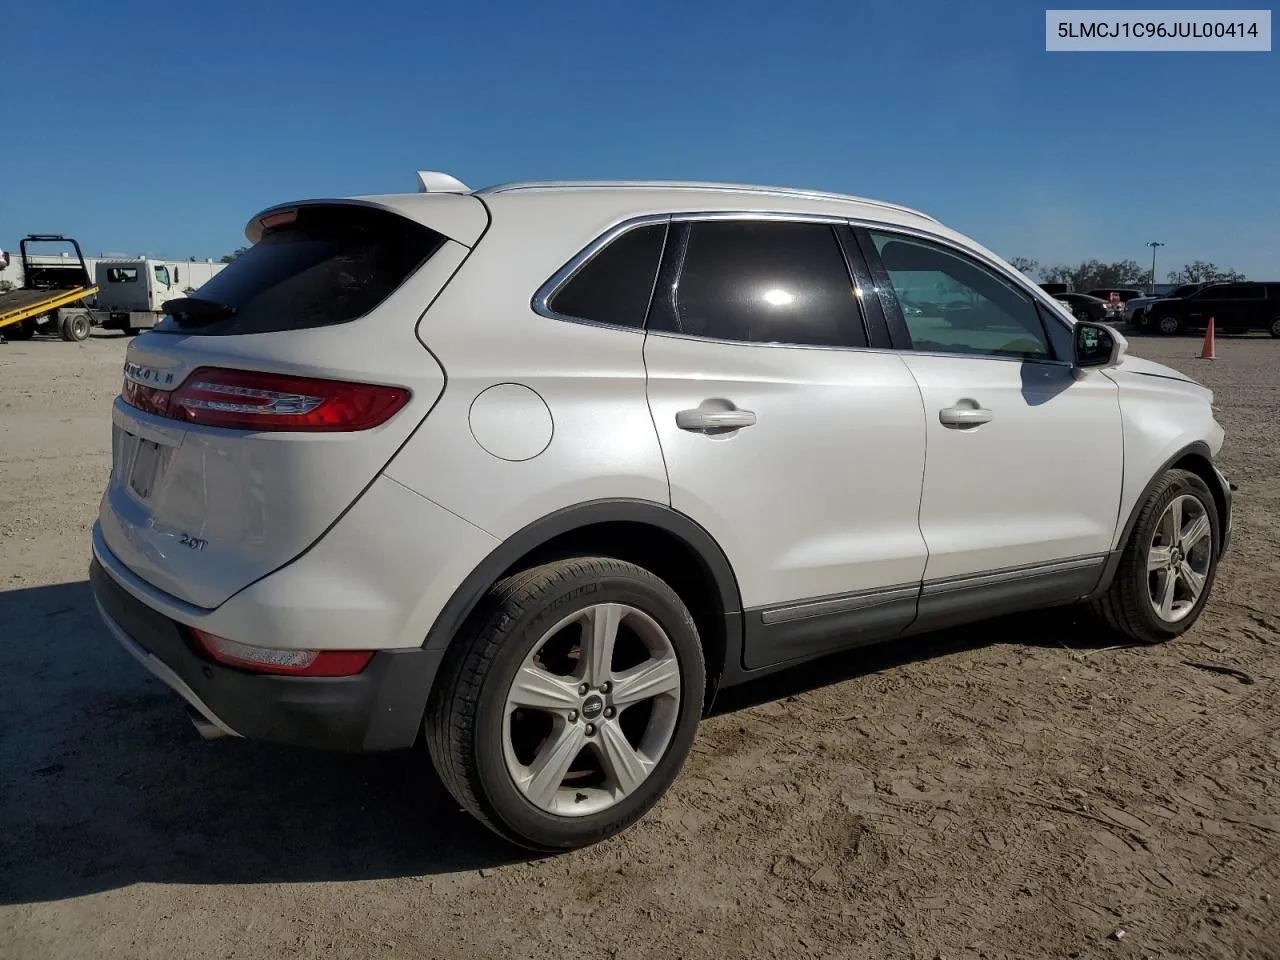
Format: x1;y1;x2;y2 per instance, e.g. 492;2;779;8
122;367;409;432
190;628;374;677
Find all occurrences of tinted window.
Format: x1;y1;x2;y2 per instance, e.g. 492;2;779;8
546;223;667;329
154;206;444;336
870;231;1053;360
1206;283;1263;300
649;221;867;348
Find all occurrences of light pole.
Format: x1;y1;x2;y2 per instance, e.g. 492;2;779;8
1146;241;1165;294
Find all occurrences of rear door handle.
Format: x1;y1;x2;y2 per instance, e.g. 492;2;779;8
676;406;757;432
939;403;993;428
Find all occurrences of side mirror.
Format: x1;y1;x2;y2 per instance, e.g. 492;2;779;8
1073;321;1126;368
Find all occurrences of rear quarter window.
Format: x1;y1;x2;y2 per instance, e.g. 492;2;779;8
154;205;444;336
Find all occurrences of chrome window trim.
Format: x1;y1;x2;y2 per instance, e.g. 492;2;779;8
531;214;671;332
532;210;1077;367
848;218;1077;367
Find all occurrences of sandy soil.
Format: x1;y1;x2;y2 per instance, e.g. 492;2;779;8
1;330;1276;960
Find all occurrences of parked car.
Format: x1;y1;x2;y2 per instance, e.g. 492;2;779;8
1147;281;1280;337
90;173;1233;852
1053;292;1110;322
1087;288;1146;322
1125;283;1207;331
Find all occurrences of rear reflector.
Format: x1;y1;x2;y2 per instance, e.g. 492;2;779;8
190;628;374;677
122;366;409;432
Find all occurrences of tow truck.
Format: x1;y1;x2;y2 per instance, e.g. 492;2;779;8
0;235;99;342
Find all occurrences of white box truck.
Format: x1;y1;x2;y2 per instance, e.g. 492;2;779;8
95;258;225;334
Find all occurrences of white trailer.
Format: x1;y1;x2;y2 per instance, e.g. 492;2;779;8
95;258;225;333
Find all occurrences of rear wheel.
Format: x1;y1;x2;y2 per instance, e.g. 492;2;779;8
4;319;34;341
59;312;91;341
1269;316;1280;339
1090;469;1219;644
426;557;705;852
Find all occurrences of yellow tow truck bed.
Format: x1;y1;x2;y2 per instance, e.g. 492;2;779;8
0;285;99;331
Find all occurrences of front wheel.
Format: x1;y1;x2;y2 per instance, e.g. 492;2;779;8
1269;316;1280;339
1155;314;1182;335
425;557;705;852
1090;469;1219;643
1130;309;1148;330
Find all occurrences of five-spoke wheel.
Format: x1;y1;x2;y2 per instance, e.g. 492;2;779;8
502;602;682;817
426;557;704;851
1091;468;1220;643
1145;494;1213;624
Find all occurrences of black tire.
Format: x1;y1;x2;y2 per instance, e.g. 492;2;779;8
1153;313;1182;336
425;557;705;852
5;318;34;341
1089;469;1220;644
1074;308;1090;321
1130;309;1148;330
60;312;91;342
1269;316;1280;339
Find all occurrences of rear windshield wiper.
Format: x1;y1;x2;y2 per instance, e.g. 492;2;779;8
161;297;237;328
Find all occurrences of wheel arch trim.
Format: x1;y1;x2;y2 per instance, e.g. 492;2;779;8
420;498;745;660
1088;440;1229;599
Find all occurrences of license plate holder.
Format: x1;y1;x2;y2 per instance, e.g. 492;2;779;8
129;438;168;502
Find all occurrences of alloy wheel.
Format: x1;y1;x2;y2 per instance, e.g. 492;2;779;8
501;602;681;817
1146;494;1213;623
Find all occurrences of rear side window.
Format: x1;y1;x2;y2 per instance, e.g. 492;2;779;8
1208;283;1264;300
107;267;138;283
648;221;868;348
155;205;444;336
546;223;667;329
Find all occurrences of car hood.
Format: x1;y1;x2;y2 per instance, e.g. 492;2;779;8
1108;354;1213;400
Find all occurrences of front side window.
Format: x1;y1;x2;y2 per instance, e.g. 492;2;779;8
869;231;1052;360
648;220;867;348
107;267;138;283
546;222;667;329
154;265;171;287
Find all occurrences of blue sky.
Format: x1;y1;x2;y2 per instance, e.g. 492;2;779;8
3;0;1276;278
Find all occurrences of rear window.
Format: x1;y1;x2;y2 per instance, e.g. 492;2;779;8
154;205;444;335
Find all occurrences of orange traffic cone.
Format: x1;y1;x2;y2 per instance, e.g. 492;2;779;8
1199;317;1216;360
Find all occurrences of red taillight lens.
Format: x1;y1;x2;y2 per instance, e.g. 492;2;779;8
190;628;374;677
123;366;409;432
122;378;171;417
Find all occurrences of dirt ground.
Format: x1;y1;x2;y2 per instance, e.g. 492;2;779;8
1;330;1276;960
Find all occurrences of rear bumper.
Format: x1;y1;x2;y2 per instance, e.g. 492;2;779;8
90;556;439;752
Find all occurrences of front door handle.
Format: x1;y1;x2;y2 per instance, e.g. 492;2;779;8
939;403;993;428
676;404;757;432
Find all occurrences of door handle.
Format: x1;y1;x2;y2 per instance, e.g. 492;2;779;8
938;403;993;428
676;405;757;432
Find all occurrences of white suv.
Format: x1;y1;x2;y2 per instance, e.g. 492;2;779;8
91;173;1233;851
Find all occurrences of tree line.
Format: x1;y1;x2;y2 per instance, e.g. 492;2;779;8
1007;257;1246;291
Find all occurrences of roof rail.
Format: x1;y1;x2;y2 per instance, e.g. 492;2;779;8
476;179;938;222
416;170;471;194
